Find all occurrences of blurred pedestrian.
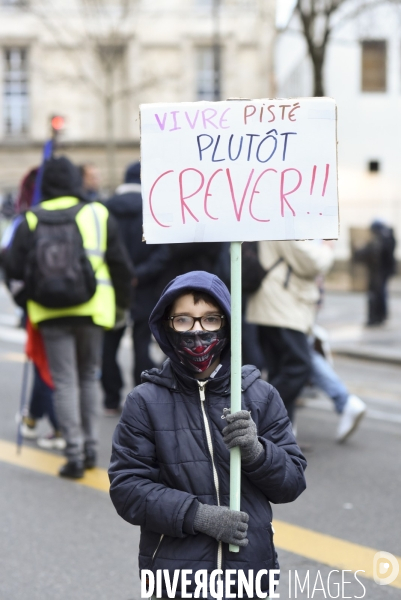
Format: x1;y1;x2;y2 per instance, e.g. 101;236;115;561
101;307;129;416
309;326;366;442
353;220;396;326
3;166;64;449
6;155;132;478
20;319;67;450
104;161;168;395
79;162;101;202
109;271;306;599
246;240;334;424
15;167;38;213
160;242;223;285
19;367;58;443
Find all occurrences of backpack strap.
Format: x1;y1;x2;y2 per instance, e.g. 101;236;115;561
266;256;284;276
283;265;293;289
263;255;292;290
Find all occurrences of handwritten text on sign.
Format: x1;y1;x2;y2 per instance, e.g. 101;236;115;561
140;98;338;243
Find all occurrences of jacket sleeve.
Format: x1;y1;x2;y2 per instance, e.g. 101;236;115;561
353;241;375;265
105;213;134;309
108;389;198;537
4;217;31;281
276;240;334;279
242;382;307;504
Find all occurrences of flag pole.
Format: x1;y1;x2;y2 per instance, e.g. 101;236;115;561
229;241;242;552
16;358;30;453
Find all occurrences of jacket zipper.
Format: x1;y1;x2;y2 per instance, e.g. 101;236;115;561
198;381;223;594
269;522;276;566
152;533;164;563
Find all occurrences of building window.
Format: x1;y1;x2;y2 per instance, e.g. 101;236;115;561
361;40;386;92
368;160;380;173
196;47;220;100
3;48;29;136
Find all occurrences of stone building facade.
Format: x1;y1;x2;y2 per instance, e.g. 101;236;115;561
275;1;401;260
0;0;275;197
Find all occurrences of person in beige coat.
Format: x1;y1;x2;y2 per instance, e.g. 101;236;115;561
246;240;334;423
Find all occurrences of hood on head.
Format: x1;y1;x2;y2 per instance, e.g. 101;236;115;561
371;219;386;233
106;187;142;216
125;161;141;184
41;156;83;201
149;270;231;364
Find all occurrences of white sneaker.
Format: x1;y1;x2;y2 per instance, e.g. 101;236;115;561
20;419;39;440
336;395;366;443
37;432;66;451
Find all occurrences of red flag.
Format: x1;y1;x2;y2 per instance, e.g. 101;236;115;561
25;319;54;389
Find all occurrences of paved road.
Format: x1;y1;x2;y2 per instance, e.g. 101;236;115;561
317;284;401;363
0;283;400;599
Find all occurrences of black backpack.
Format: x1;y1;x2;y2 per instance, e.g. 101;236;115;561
242;241;283;293
24;203;97;308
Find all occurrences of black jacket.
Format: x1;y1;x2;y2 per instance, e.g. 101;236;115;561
158;242;224;291
105;184;170;321
108;271;306;597
354;226;397;285
5;200;132;313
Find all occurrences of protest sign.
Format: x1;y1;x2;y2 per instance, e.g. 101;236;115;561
140;97;338;553
140;98;338;244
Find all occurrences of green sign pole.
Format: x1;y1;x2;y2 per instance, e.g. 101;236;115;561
229;241;242;553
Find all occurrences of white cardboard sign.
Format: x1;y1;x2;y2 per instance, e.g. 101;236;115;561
140;98;338;244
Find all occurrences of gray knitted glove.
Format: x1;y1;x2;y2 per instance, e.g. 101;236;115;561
222;410;263;464
194;503;249;546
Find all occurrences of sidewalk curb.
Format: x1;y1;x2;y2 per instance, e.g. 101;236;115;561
333;348;401;366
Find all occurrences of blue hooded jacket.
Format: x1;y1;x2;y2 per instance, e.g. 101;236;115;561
109;271;306;598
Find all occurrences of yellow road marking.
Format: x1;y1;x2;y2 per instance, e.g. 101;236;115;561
274;520;401;588
0;439;109;492
0;439;400;588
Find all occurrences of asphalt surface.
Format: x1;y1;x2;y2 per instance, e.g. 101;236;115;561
0;283;400;599
318;281;401;364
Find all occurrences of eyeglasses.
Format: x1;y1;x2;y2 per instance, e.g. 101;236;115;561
167;314;225;332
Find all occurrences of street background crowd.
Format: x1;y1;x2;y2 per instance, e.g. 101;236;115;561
0;152;399;599
0;154;397;474
0;0;401;597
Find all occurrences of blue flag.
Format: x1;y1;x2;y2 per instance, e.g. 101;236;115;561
31;138;53;206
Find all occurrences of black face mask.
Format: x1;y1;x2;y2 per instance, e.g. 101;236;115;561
166;326;228;374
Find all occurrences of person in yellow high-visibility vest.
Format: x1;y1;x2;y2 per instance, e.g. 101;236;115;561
6;156;132;479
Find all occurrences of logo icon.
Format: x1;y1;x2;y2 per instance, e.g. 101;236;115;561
373;551;400;586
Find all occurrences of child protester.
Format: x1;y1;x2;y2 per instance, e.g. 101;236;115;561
109;271;306;599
